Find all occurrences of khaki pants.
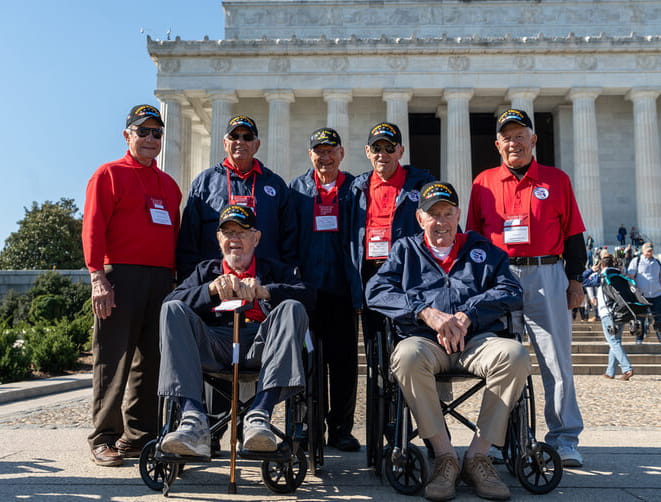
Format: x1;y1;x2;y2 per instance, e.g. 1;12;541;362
391;334;531;447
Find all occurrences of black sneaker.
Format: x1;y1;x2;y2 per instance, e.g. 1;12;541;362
327;433;360;452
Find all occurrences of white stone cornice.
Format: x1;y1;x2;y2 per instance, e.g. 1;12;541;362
264;89;296;103
382;89;413;102
153;89;186;103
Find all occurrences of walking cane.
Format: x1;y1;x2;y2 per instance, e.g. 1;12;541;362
228;308;240;494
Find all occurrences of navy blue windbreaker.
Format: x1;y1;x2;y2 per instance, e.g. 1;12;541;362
347;165;435;308
165;257;315;327
365;231;523;343
176;159;297;282
288;168;359;297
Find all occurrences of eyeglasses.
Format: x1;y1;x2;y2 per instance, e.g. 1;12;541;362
220;229;255;239
370;143;397;154
227;132;256;142
131;127;163;139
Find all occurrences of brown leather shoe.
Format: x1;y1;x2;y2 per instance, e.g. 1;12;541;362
90;444;124;466
425;453;460;501
115;438;143;458
619;370;634;381
461;454;510;500
602;374;614;379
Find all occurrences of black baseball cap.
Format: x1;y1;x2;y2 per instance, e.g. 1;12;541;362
217;204;257;230
309;127;341;148
226;115;258;137
367;122;402;145
419;182;459;212
496;108;533;133
126;104;164;128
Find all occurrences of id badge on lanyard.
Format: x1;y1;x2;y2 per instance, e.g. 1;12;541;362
230;194;257;214
503;214;530;244
366;226;391;260
313;198;339;232
148;197;172;226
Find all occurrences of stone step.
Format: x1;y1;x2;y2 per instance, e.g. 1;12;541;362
530;353;661;364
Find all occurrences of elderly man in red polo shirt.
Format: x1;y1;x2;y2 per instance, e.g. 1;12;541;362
466;109;587;468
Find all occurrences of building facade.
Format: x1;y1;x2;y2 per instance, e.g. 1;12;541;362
148;0;661;245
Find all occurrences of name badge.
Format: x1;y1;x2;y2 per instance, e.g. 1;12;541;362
230;195;257;214
366;226;391;260
503;216;530;244
148;198;172;226
313;202;339;232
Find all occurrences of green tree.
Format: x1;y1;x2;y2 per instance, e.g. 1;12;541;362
0;198;84;270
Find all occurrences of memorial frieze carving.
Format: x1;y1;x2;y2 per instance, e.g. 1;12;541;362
448;56;469;71
514;55;535;70
329;56;349;72
211;58;232;72
576;55;597;70
160;59;180;73
269;57;291;73
387;56;408;71
636;55;659;70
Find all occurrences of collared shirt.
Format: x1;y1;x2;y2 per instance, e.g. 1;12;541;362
222;158;263;179
221;256;266;322
365;163;406;231
314;170;346;205
424;232;469;274
466;159;585;257
627;255;661;298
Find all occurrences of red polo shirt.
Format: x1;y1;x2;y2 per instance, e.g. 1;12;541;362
314;171;346;204
223;158;263;179
222;257;266;322
424;233;469;274
365;163;406;231
466;159;585;257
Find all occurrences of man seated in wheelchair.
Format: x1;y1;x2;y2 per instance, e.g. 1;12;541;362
157;204;314;458
366;182;531;501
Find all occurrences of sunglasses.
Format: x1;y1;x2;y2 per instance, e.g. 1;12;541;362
370;143;397;154
227;132;256;142
131;127;163;139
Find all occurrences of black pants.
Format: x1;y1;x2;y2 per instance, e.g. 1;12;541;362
310;291;358;435
88;264;173;448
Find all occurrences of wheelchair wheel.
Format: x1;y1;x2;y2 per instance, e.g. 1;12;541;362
516;442;563;494
365;335;378;467
261;446;308;494
139;439;179;495
384;444;429;495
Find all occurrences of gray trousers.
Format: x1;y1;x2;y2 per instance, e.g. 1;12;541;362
391;334;530;447
511;261;584;449
158;299;308;404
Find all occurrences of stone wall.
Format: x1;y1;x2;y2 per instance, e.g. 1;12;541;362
0;270;90;298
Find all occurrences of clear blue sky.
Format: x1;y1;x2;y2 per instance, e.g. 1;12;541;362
0;1;224;246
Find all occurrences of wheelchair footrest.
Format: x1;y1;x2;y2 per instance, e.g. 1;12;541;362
239;444;292;462
154;450;212;464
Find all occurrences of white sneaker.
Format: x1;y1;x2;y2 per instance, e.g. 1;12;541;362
161;410;210;457
557;446;583;467
243;410;277;452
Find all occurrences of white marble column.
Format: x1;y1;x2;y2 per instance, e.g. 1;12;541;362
436;104;448;179
626;88;661;245
155;92;183;187
383;89;413;165
323;89;352;142
567;88;604;244
264;89;295;180
180;114;192;195
506;87;540;130
209;90;238;167
443;88;474;223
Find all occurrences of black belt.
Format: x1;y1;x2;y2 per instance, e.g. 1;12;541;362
510;255;561;266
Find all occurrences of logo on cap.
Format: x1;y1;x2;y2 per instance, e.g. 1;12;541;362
418;181;459;211
496;108;533;132
226;115;258;136
310;128;341;148
218;204;257;230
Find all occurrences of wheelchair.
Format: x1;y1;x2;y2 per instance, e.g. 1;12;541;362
138;310;325;497
364;313;563;496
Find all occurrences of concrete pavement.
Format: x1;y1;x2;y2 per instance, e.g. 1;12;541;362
0;375;660;501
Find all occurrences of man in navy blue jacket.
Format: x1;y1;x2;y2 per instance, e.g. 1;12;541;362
366;182;530;501
289;128;359;451
158;205;314;457
176;115;297;282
